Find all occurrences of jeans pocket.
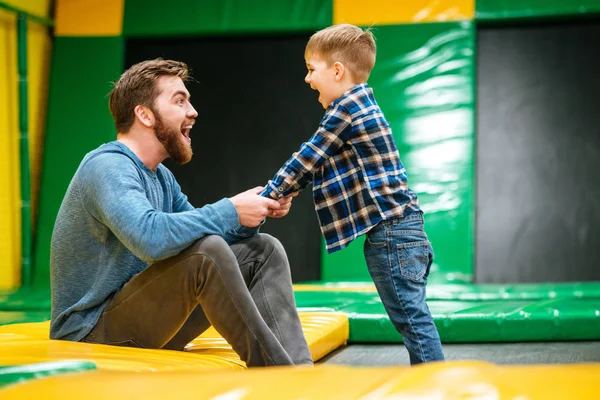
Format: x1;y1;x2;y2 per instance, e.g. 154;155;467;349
397;240;430;282
366;223;387;247
366;235;386;247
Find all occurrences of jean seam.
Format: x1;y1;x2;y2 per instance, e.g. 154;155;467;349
197;253;283;364
81;330;142;348
239;256;286;352
389;239;427;362
106;338;143;348
388;230;427;237
256;266;285;349
392;277;426;362
199;252;280;366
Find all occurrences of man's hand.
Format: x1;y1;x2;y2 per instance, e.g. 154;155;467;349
229;187;281;227
268;192;298;218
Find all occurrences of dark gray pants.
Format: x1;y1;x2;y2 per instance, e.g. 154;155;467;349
82;233;313;367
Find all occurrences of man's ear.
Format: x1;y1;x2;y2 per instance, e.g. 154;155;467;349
134;105;154;128
333;61;346;82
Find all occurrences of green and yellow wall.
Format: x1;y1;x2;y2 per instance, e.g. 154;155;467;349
2;0;600;290
0;0;51;289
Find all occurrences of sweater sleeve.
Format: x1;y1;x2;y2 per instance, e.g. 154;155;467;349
78;153;240;263
164;166;262;244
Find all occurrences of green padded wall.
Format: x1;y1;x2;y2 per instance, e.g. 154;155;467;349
477;0;600;20
322;22;476;284
33;37;124;287
123;0;332;36
39;2;600;290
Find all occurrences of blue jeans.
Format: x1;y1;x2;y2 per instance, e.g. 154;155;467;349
364;212;444;365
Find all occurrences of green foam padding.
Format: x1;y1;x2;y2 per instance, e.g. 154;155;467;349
0;311;51;326
33;37;124;289
0;288;50;311
322;22;476;284
476;0;600;21
124;0;332;37
0;361;96;389
295;290;600;343
296;281;600;301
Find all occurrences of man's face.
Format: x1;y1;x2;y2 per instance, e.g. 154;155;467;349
304;52;338;109
151;76;198;164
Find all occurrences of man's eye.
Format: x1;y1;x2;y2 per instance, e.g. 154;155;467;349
177;98;184;105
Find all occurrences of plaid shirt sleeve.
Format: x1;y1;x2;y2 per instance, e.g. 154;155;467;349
261;103;353;199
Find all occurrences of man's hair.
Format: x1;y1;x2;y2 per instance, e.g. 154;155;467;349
108;58;189;133
305;24;376;83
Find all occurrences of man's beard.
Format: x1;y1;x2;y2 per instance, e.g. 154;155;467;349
153;111;193;165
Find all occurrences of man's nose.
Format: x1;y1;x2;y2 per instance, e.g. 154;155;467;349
188;105;198;118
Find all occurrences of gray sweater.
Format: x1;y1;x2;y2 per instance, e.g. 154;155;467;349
50;141;257;341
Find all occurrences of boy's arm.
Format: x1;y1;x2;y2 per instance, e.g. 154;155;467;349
261;103;353;199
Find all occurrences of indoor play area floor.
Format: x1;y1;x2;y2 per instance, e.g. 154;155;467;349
1;281;599;398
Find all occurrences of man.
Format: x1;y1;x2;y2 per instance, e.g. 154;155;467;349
50;58;313;367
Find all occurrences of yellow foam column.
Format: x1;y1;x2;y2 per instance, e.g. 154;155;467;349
0;4;20;289
334;0;474;25
26;18;51;235
55;0;124;36
0;0;51;289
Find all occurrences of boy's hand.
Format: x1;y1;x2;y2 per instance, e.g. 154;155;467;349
268;192;298;218
229;187;281;227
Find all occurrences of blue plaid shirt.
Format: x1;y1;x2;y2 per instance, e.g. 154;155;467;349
262;83;420;253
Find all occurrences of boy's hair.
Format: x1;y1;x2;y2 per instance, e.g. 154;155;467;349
306;24;376;83
109;58;189;133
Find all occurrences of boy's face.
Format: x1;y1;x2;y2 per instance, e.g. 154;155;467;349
305;53;339;109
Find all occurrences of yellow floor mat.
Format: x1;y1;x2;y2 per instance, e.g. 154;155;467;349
293;283;377;292
0;312;348;371
2;361;600;399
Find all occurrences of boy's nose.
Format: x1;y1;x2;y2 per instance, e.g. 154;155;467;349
304;73;310;84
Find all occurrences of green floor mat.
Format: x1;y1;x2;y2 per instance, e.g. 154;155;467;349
295;291;600;343
295;281;600;301
3;282;599;313
0;361;96;389
0;287;51;311
3;282;599;342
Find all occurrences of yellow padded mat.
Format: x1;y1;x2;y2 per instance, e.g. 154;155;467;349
293;283;377;292
0;312;348;371
2;361;600;399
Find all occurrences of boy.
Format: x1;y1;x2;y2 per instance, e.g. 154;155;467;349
261;24;444;364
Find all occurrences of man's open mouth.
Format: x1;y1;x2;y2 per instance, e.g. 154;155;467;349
181;125;193;141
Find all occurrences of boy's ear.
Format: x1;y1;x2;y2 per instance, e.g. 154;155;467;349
134;105;155;128
333;61;345;82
